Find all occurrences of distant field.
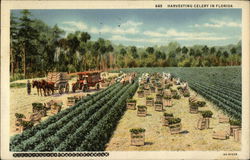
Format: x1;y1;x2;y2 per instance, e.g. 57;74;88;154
119;66;242;120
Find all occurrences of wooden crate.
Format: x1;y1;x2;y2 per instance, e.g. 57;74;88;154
162;116;173;126
218;115;229;123
67;97;76;106
189;97;197;104
137;91;144;98
230;125;241;136
233;129;241;142
212;131;229;140
157;89;163;94
189;107;198;114
197;118;206;130
144;89;150;96
163;99;172;107
127;102;136;110
131;132;145;146
155;104;163;111
155;96;163;102
137;110;147;117
146;99;154;106
15;119;24;133
150;88;155;93
101;82;109;88
29;113;42;123
51;104;62;114
169;123;182;134
197;118;210;130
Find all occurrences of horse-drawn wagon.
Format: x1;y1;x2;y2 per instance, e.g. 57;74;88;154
47;72;70;94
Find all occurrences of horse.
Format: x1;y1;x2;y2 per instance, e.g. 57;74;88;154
41;80;55;96
32;80;43;96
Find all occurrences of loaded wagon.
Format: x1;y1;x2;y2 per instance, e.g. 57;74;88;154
47;72;70;94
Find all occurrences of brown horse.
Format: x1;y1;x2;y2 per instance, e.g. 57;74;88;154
41;80;55;96
32;80;44;96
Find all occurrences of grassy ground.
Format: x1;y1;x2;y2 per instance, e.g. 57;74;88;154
105;83;240;151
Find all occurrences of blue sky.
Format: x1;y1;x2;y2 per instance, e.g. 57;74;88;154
12;9;241;47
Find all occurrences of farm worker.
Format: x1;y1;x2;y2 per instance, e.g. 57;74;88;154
27;80;31;95
138;77;141;84
129;76;132;84
146;76;150;83
183;81;189;90
176;78;180;85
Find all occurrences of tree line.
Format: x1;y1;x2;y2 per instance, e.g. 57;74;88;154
10;10;241;80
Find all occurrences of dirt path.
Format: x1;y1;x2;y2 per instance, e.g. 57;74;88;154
105;83;240;151
10;73;118;137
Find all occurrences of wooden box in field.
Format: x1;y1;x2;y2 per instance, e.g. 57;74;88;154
146;99;154;106
169;123;182;134
127;102;136;110
15;119;24;133
197;118;210;130
74;95;84;102
212;131;229;140
137;106;147;117
130;130;145;146
189;96;197;104
218;115;229;123
157;88;163;94
155;103;163;111
101;82;109;88
47;100;63;114
137;91;144;98
144;89;150;96
155;95;163;102
51;104;62;114
230;125;241;136
189;105;198;114
163;99;172;107
162;114;174;126
67;97;76;106
233;129;241;142
29;112;42;123
150;87;156;93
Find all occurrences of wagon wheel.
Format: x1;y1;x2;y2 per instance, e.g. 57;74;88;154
72;84;76;93
96;83;100;90
59;85;64;94
65;83;69;93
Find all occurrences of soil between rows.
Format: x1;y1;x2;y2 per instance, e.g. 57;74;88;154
105;84;240;151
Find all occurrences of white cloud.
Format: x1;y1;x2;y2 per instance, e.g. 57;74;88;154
62;21;88;30
143;29;210;38
142;28;230;42
59;26;76;33
89;21;140;35
120;20;143;27
110;35;162;44
175;36;229;41
193;18;241;28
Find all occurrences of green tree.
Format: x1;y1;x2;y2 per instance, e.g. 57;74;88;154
202;45;209;55
18;9;39;78
230;47;236;54
10;13;19;76
120;48;127;56
210;47;216;55
182;46;188;54
131;46;139;59
146;47;154;54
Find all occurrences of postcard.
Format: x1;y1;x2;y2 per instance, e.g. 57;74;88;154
1;0;249;159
